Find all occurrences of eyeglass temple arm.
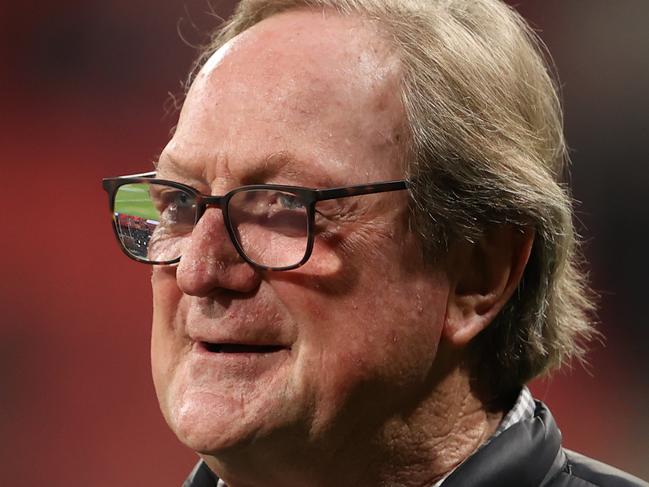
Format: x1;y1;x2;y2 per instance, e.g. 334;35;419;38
314;180;409;202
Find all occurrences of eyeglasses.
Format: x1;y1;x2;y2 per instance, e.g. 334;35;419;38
102;171;409;271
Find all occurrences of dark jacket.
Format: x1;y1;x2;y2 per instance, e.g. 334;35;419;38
183;401;648;487
441;401;647;486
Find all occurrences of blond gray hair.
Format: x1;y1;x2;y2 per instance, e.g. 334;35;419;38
187;0;596;394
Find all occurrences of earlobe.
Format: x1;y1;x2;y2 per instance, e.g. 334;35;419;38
443;225;534;347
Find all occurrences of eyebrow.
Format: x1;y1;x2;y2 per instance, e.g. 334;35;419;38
153;154;207;186
248;151;336;187
154;151;336;189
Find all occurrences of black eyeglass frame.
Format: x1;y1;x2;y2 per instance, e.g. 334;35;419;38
102;171;410;271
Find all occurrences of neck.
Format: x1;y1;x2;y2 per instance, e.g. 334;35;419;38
202;358;506;487
370;366;506;486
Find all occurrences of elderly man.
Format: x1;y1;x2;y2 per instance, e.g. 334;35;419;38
103;0;647;486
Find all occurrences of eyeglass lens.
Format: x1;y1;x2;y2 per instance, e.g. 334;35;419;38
112;182;310;268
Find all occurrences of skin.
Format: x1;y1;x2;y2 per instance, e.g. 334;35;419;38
151;9;533;487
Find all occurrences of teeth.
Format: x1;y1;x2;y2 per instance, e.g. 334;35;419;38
204;343;284;354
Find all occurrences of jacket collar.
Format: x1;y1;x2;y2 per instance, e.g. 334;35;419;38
441;401;563;487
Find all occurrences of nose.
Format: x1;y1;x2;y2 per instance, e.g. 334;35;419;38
175;207;262;296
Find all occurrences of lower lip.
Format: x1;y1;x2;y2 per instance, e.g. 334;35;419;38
192;342;291;365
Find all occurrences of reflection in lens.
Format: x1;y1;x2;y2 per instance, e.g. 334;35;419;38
113;183;193;263
228;189;309;268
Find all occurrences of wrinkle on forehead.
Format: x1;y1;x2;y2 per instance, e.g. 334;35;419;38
192;9;402;122
174;8;407;184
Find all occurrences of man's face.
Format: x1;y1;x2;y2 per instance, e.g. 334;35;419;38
151;10;451;457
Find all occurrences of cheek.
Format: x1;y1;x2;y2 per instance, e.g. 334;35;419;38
278;266;448;409
330;284;445;375
284;227;448;378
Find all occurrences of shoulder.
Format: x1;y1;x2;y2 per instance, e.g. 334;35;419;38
544;449;649;487
441;398;647;487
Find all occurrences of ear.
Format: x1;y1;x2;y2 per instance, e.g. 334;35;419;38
443;225;534;347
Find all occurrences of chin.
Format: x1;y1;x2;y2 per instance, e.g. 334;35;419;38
163;388;262;454
157;363;304;456
152;331;300;454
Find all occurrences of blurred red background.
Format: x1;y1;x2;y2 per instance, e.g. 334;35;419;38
1;1;647;485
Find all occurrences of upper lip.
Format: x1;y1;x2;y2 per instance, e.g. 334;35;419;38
183;297;294;351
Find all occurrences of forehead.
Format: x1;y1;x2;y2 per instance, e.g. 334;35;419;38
164;9;406;185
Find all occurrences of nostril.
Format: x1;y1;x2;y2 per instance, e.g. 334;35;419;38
176;256;261;296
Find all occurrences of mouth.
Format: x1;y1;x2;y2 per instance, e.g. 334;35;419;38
200;342;288;354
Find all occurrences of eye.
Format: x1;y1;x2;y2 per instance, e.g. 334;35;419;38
159;189;195;225
278;193;304;210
